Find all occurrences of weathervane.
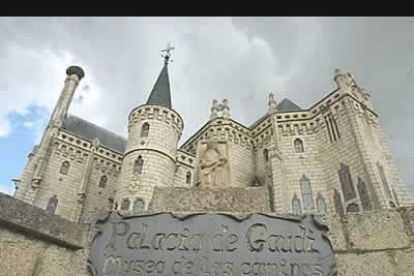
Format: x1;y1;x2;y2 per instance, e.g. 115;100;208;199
161;43;175;65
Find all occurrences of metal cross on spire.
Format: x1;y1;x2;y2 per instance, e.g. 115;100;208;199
161;43;175;65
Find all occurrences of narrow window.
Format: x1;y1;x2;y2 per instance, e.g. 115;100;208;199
357;177;372;211
46;195;58;213
141;123;150;137
392;188;400;207
300;175;314;209
263;149;269;162
186;171;192;184
121;198;131;211
59;161;70;175
346;203;360;213
333;189;344;214
333;117;341;138
133;198;145;212
377;162;391;199
292;194;302;215
99;175;108;188
325;117;333;143
294;138;304;153
316;194;327;215
338;164;357;201
328;116;337;141
325;113;340;142
133;156;144;175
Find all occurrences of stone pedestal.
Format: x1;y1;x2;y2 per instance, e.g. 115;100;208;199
149;186;270;212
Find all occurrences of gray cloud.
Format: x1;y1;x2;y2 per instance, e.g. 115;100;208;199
0;17;413;193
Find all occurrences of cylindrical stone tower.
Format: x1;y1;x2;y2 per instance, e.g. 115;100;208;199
115;48;183;211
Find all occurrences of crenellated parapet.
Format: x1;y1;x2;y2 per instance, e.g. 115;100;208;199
128;104;183;136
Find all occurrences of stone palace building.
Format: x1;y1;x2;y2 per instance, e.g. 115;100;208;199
13;50;413;223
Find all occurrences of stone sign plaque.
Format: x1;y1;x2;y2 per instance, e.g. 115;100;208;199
89;212;336;276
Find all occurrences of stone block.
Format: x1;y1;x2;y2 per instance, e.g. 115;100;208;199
0;192;86;249
321;214;347;251
149;186;270;212
336;251;394;276
399;207;414;240
344;210;410;250
391;249;414;276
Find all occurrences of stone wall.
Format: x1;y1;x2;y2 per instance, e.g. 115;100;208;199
0;192;88;276
2;191;414;276
149;186;271;212
14;129;122;223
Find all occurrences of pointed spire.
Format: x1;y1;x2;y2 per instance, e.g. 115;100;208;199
146;43;174;109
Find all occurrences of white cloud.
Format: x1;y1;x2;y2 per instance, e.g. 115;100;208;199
0;17;413;188
23;121;34;128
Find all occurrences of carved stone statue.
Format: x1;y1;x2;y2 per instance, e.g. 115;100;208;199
198;142;228;187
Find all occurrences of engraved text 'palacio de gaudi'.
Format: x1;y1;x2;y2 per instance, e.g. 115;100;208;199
89;212;336;276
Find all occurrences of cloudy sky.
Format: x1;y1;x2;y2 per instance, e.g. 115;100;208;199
0;17;413;196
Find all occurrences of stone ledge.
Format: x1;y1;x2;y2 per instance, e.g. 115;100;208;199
0;192;85;249
149;186;271;213
343;210;411;251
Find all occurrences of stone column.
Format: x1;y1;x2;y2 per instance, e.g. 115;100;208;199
17;66;84;204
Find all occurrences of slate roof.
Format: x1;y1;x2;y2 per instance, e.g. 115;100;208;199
277;98;302;112
249;98;302;128
146;64;172;108
61;114;127;153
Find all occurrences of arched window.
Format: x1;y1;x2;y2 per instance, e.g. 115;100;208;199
377;162;391;199
141;123;150;137
133;198;145;212
59;161;70;175
99;175;108;188
121;198;131;211
300;175;314;210
186;171;192;184
346;203;360;213
338;164;356;201
333;189;344;215
292;194;302;215
357;177;372;211
316;193;327;215
133;156;144;175
263;149;269;162
46;195;58;213
294;138;304;153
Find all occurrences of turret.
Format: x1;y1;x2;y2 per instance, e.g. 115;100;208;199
334;68;374;110
115;44;183;212
268;93;277;114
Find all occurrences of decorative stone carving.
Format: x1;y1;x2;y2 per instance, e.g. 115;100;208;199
210;100;219;119
129;173;143;194
209;99;231;120
334;68;360;94
268;93;277;114
92;138;100;150
222;99;230;118
196;141;229;187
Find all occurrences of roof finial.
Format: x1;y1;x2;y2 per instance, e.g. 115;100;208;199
161;42;175;65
